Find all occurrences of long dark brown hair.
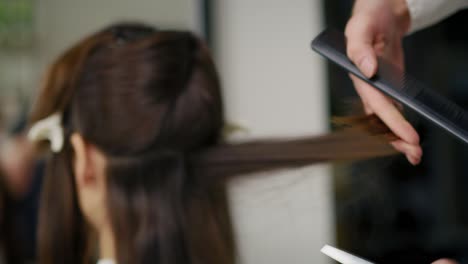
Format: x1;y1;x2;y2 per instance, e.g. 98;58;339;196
31;22;397;264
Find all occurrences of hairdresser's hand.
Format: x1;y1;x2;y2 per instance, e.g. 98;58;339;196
432;259;459;264
345;0;422;165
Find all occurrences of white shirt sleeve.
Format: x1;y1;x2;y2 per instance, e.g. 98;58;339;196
407;0;468;33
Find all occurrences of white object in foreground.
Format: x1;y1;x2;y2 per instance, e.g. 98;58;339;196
321;245;375;264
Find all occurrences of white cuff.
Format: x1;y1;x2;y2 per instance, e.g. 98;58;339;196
407;0;468;33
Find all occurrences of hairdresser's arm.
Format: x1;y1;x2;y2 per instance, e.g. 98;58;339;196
345;0;422;165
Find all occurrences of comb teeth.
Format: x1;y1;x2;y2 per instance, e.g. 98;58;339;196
414;84;468;130
377;59;468;134
376;64;468;143
400;72;468;138
401;74;423;97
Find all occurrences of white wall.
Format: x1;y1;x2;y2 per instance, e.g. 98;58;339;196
214;1;334;263
4;0;197;135
35;0;197;75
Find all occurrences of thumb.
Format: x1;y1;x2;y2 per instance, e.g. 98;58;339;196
347;40;377;78
345;21;378;77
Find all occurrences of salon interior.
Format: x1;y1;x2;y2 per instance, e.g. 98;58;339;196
1;0;468;263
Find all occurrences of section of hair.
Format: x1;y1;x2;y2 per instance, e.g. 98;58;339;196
193;114;397;183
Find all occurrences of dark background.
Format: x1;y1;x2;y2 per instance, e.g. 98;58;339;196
324;1;468;263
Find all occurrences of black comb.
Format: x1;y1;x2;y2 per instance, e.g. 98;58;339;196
311;28;468;144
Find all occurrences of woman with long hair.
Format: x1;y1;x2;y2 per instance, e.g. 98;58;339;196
29;22;396;264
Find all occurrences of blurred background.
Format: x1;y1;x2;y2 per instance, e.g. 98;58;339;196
0;0;467;263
